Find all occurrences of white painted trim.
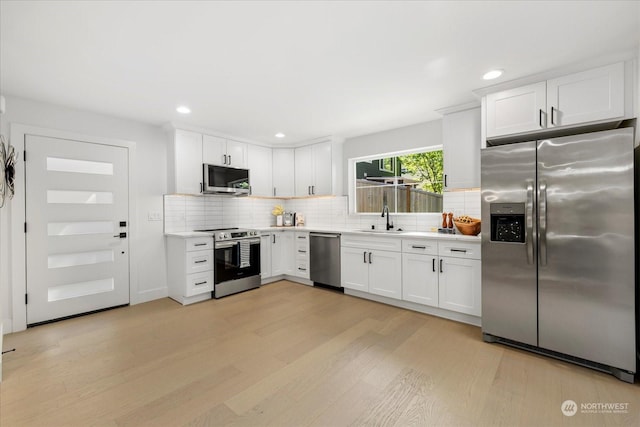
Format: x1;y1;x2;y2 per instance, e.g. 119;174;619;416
9;123;138;332
136;286;169;304
435;101;481;116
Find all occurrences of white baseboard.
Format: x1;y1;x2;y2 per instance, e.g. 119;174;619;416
2;318;12;335
135;287;169;305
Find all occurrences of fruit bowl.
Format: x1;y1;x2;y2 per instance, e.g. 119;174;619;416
453;216;481;236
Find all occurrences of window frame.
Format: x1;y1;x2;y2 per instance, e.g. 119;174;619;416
349;145;444;215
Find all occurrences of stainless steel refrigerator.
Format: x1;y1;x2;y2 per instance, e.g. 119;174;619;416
481;127;636;383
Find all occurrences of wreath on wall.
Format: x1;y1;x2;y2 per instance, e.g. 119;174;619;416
0;134;17;208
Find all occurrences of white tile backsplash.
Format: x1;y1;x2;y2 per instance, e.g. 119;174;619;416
163;190;480;233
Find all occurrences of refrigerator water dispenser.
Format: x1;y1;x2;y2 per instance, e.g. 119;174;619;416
490;203;525;243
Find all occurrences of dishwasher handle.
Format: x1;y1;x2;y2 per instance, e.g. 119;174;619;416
310;233;341;239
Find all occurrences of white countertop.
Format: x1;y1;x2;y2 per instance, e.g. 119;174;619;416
166;226;480;242
256;226;481;242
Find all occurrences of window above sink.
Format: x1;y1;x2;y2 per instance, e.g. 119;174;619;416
350;146;444;214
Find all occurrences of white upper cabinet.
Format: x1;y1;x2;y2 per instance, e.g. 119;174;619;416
295;141;333;196
486;82;547;138
172;130;203;194
202;134;247;168
442;107;481;189
485;62;627;139
546;62;625;128
247;144;273;196
272;148;295;197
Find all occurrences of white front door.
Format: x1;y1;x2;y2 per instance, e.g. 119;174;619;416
25;135;130;325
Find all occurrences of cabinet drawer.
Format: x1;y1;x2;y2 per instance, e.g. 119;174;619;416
402;239;438;255
186;250;213;273
295;232;309;242
438;241;481;260
185;237;213;252
185;271;214;297
295;245;309;258
342;234;402;252
295;260;309;278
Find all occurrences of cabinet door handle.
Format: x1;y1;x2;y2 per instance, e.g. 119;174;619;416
432;258;435;272
363;251;367;263
298;250;307;253
194;243;207;247
228;155;232;165
273;187;276;197
450;248;467;253
272;235;276;244
249;186;252;195
298;267;307;271
444;174;447;187
308;186;311;195
411;245;426;249
194;260;207;264
200;182;203;193
550;106;556;125
223;154;227;165
368;252;372;264
312;185;315;195
440;259;443;273
194;281;207;286
539;109;544;128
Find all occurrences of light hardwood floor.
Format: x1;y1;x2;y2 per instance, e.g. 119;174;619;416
1;280;639;426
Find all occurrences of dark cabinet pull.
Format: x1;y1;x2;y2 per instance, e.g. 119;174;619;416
411;245;426;249
200;182;203;193
228;155;232;165
444;174;447;187
312;185;315;195
194;260;207;264
432;258;435;272
550;106;556;125
440;259;443;273
368;252;372;264
298;267;307;271
194;243;207;247
539;109;544;128
272;235;276;244
450;249;467;253
363;251;367;263
223;154;227;165
194;281;207;286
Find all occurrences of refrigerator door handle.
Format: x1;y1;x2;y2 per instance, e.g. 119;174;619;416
539;180;547;266
526;181;534;265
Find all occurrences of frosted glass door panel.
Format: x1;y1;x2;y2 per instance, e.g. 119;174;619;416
47;157;114;175
47;190;113;204
48;250;114;269
48;221;114;236
25;134;129;325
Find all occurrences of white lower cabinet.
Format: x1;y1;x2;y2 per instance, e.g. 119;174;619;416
271;230;294;276
260;233;272;279
294;232;310;279
341;235;402;299
167;235;214;305
438;256;481;316
402;253;439;307
401;239;481;316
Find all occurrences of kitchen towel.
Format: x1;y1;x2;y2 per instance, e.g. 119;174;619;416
239;240;251;268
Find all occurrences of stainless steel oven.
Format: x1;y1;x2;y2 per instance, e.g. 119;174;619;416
194;228;261;298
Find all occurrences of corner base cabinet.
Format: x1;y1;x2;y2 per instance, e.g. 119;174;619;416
166;235;214;305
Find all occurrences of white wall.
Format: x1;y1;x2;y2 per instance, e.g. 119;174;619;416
342;120;442;195
0;95;168;333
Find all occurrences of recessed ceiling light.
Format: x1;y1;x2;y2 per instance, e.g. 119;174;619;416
176;105;191;114
483;69;503;80
275;133;285;138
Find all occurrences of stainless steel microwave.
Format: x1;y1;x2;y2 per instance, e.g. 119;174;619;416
202;164;250;195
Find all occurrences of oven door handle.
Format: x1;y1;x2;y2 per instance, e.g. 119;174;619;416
215;241;237;249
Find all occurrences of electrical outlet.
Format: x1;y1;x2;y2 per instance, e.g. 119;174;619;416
148;211;162;221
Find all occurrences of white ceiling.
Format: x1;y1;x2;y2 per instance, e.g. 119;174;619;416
1;1;639;144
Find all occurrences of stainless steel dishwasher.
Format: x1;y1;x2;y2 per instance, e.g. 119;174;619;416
310;232;341;289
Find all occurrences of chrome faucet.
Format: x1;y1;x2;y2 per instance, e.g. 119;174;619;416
381;205;394;231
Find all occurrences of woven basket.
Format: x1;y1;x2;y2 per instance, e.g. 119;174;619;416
453;218;481;236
